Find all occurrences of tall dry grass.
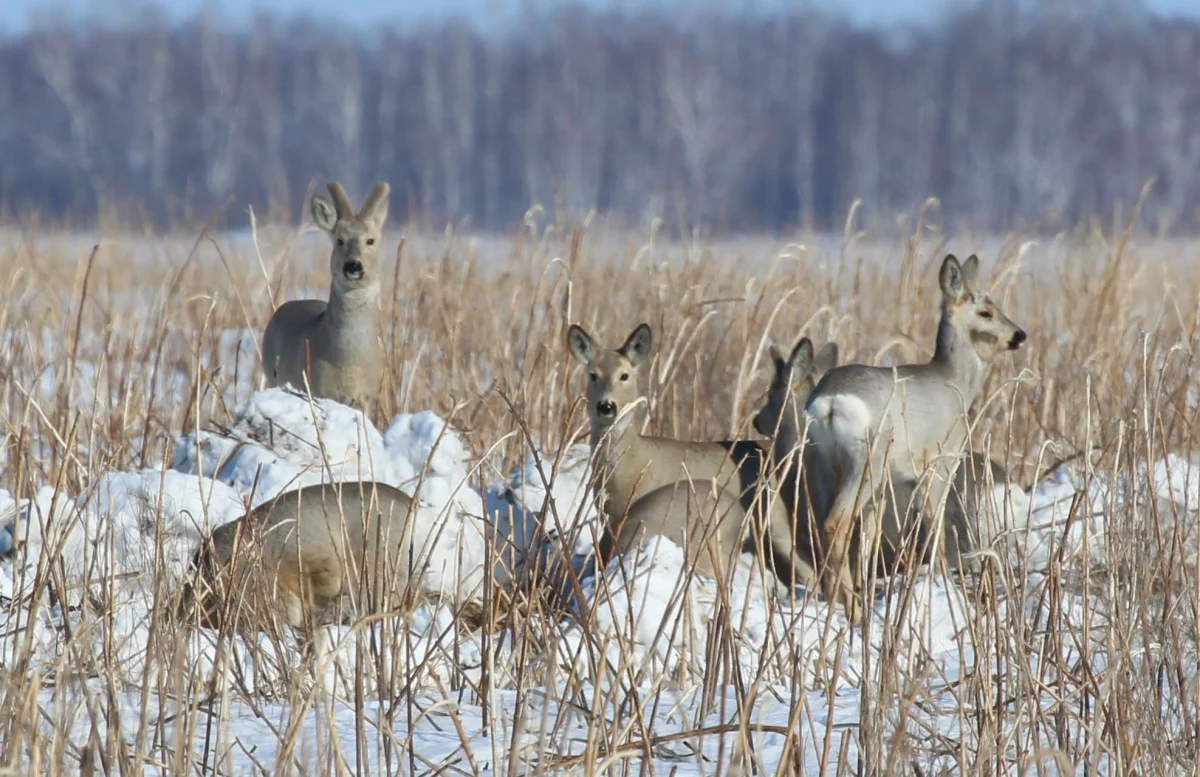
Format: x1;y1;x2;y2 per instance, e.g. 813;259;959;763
0;197;1197;775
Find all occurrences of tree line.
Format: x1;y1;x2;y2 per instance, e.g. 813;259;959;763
0;0;1196;231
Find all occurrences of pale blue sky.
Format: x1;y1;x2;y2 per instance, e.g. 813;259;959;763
5;0;1200;33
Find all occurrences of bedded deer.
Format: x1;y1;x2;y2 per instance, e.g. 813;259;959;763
754;336;1008;581
566;323;817;589
261;181;390;418
803;254;1025;623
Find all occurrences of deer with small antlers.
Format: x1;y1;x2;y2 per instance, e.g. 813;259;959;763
261;181;390;418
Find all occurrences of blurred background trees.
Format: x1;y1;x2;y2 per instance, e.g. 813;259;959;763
0;0;1195;231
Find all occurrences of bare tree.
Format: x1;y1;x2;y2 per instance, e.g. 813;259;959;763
197;15;243;200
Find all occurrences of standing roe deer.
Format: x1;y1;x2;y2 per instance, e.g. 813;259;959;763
566;323;817;589
753;337;840;569
261;181;390;418
754;336;1008;580
804;254;1026;622
187;480;435;654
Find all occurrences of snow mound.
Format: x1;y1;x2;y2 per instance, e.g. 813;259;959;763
505;443;598;554
485;443;599;587
83;471;247;584
1012;455;1200;571
14;472;245;601
0;390;503;679
174;388;485;520
550;536;983;690
173;387;401;504
0;476;246;676
382;410;485;518
553;539;829;686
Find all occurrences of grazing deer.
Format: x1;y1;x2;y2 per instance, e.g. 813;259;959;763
754;336;1008;580
566;323;818;589
261;181;390;418
803;254;1026;623
186;481;434;654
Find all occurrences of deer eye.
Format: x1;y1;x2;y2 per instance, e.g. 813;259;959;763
589;372;598;382
979;310;994;320
619;373;630;382
366;238;376;246
337;238;345;247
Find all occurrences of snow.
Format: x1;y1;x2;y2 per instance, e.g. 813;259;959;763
202;327;263;405
174;387;403;502
1153;452;1200;510
486;441;598;589
1;389;1197;773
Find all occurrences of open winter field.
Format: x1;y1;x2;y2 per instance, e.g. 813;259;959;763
0;203;1198;775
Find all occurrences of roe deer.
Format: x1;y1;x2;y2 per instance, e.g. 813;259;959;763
566;323;817;589
754;336;1008;579
261;181;390;418
804;254;1025;623
608;477;759;580
752;337;840;568
187;480;433;651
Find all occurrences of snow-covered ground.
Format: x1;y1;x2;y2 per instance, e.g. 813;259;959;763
0;388;1197;773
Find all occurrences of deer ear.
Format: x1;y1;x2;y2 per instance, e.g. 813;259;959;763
311;195;338;232
787;338;814;375
813;342;839;375
620;323;653;367
358;182;391;229
939;254;968;301
326;181;355;219
567;325;595;364
960;254;980;287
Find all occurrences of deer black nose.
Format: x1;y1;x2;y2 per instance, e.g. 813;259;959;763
596;400;617;418
1009;330;1027;349
343;260;364;280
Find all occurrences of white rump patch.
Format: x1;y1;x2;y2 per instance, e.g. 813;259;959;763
807;394;873;451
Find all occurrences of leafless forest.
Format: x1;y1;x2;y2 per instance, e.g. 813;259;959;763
2;0;1198;230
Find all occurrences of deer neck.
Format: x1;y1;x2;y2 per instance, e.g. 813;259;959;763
768;389;829;527
323;282;379;346
930;315;986;403
770;399;803;470
588;407;657;522
590;411;637;459
770;393;808;494
589;403;650;479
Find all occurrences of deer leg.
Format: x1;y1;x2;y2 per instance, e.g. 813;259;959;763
822;472;868;624
764;496;820;590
